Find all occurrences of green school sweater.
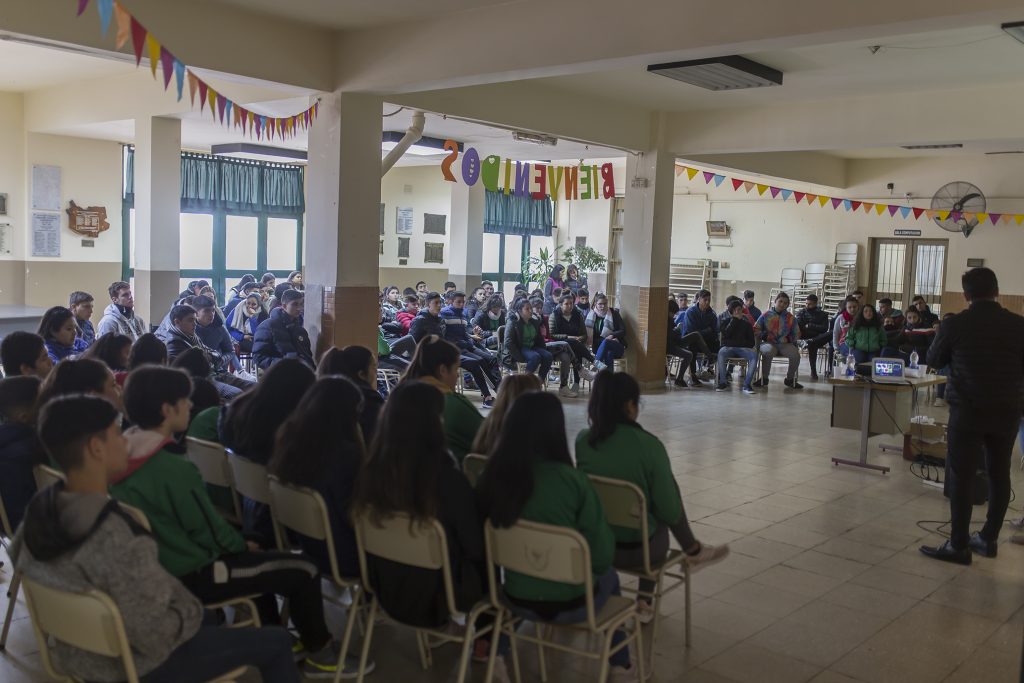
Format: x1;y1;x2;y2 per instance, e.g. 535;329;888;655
575;423;683;544
110;449;246;577
503;461;614;603
444;392;484;464
845;325;888;353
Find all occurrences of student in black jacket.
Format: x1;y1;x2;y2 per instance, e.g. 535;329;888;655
797;293;831;380
317;346;385;443
921;268;1024;565
412;292;496;406
666;300;695;388
503;298;553;378
0;376;43;532
715;300;758;393
471;295;506;351
252;290;314;370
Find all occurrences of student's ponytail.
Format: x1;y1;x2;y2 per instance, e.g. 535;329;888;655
587;370;641;447
402;335;460;382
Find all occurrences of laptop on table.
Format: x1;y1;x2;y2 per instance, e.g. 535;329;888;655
871;358;906;384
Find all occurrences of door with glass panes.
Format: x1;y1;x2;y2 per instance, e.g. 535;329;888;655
868;238;948;315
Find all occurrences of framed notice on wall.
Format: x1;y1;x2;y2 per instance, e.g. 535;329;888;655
32;165;62;212
0;222;11;255
396;207;413;235
31;212;61;257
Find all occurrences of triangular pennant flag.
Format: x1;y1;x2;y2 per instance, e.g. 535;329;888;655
792;191;804;203
756;184;768;196
675;166;685;177
97;0;113;35
713;174;725;187
950;211;961;222
130;17;147;65
926;210;937;220
832;198;843;209
731;178;743;191
862;202;874;213
232;104;240;128
770;187;781;198
686;167;698;181
1001;214;1012;224
976;213;989;224
988;213;1001;224
912;207;924;219
187;71;198;106
743;181;754;193
114;1;131;48
805;194;817;205
887;205;899;217
818;195;830;207
781;189;793;201
936;210;949;220
899;206;911;219
197;80;208;112
77;0;90;16
159;47;174;89
207;88;217;119
173;60;185;101
850;201;861;212
702;171;714;184
145;35;160;78
224;100;233;126
216;95;227;124
1016;215;1024;225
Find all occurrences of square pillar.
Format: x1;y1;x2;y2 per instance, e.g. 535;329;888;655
133;116;181;325
306;92;383;357
448;180;484;292
619;140;675;389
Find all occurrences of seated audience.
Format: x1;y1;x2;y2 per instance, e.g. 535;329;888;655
797;293;831;380
717;295;742;331
185;378;223;442
287;270;304;291
877;298;905;338
260;272;276;290
472;295;506;351
0;376;43;532
832;296;860;356
318;346;385;443
163;305;245;400
83;333;132;386
481;280;495;299
223;277;258;318
192;296;246;376
267;281;293;312
38;306;89;363
172;347;215;381
911;295;939;327
128;332;168;370
395;295;419;335
543;265;566;315
716;300;759;394
440;291;503;398
382;286;402;319
576;371;728;621
413;291;496;406
477;391;637;679
844;304;887;364
14;395;298;683
679;289;719;381
253;289;314;370
109;366;359;678
531;296;582;397
465;286;487;322
472;374;543;455
68;291;96;347
37;358;123;411
754;292;803;389
177;279;211;302
564;263;587;295
674;292;690;317
444;280;457;294
666;299;695;388
97;281;147;341
585;294;627;371
897;308;937;359
575;288;591;314
549;293;598;391
227;293;268;353
270;376;365;580
505;298;554;380
743;289;762;322
1;332;53;379
415;280;428;297
403;336;483;463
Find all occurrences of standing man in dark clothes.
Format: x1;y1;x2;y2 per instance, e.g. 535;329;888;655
920;268;1024;565
797;293;831;380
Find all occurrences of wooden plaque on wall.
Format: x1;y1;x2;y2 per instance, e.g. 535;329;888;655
66;200;110;238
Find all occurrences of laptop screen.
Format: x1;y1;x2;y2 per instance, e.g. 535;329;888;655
873;359;904;379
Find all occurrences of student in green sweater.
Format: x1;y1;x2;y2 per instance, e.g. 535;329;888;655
845;304;889;365
477;391;638;681
576;371;729;623
110;366;370;679
402;335;483;464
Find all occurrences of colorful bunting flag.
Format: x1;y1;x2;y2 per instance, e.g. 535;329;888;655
805;194;817;205
731;178;743;191
97;0;113;35
833;198;844;210
912;208;924;219
713;175;725;187
850;201;862;212
114;2;131;48
770;187;781;199
159;47;174;89
743;181;754;193
899;206;911;219
77;0;90;16
818;196;830;207
793;191;804;203
173;60;185;101
702;171;714;184
686;167;699;181
781;189;792;201
756;184;768;196
129;17;146;65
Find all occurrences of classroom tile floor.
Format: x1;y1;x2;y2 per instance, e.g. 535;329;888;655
2;371;1023;682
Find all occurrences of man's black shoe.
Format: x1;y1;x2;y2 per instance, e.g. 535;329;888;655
919;541;972;565
689;378;704;388
784;378;804;389
968;532;997;558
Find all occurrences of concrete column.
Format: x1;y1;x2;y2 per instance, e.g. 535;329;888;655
133;116;181;326
306;91;383;357
619;123;675;388
448;180;485;292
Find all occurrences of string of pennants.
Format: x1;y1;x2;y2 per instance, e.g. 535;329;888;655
75;0;318;141
676;164;1024;226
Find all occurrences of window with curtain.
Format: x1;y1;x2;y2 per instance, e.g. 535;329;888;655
483;190;553;236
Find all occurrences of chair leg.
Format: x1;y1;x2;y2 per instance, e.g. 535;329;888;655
413;631;429;671
684;565;692;647
634;613;647;683
647;574;666;674
509;622;523;683
336;588;362;681
483;610;504;683
534;622;547;683
597;626;614;683
355;598;379;683
0;571;20;650
454;623;476;683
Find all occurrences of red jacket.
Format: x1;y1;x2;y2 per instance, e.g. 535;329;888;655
395;309;418;334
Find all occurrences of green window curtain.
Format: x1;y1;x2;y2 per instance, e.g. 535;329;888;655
483;190;553;236
263;163;305;214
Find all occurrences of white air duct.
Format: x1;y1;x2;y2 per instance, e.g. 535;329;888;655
381;110;425;176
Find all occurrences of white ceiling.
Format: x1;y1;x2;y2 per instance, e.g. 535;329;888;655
208;0;525;30
0;38;136;92
536;26;1024;112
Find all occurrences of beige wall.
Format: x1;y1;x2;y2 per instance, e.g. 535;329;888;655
24;261;121;321
378;267;449;292
380;166;452;270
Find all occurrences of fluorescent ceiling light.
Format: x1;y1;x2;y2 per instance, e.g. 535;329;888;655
900;143;963;150
380;141;448;156
647;56;782;91
1002;21;1024;45
513;131;558;146
381;131;461;157
211;143;306;163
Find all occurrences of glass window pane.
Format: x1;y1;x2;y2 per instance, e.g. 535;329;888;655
129;209;136;269
225;216;258;271
180;213;213;270
482;233;500;272
503;235;523;273
267;218;298;271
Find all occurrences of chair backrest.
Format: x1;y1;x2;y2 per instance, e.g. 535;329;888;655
352;511;458;617
33;464;65;490
462;453;488;487
22;576;139;682
185;437;233;488
118;502;152;532
267;475;344;582
226;450;271;505
483;519;596;629
0;490;13;540
586;475;652;573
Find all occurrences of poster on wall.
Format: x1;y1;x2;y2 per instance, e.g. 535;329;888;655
32;165;62;212
0;222;11;255
396;207;413;235
31;212;61;257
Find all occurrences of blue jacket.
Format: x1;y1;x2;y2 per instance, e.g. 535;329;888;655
0;422;41;531
76;318;95;347
252;308;313;370
196;316;240;372
222;294;244;320
44;337;89;364
439;305;474;351
681;305;718;344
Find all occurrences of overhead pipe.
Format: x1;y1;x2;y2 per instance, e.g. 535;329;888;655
381;110;425;176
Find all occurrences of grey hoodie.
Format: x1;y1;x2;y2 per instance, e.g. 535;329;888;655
97;303;147;342
11;485;201;681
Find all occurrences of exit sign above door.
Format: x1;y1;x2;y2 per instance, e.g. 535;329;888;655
894;229;922;237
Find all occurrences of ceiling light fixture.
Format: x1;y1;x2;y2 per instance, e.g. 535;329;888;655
381;132;460;156
900;143;963;150
647;56;783;91
512;131;558;146
1001;21;1024;45
211;143;307;163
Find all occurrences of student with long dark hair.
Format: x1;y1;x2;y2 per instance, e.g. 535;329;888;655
38;306;89;363
317;346;385;442
402;336;483;464
83;333;132;383
845;303;887;364
543;264;566;315
471;373;542;455
37;358;123;412
477;391;638;679
270;376;365;579
585;294;627;371
129;332;168;370
351;381;486;628
576;371;728;623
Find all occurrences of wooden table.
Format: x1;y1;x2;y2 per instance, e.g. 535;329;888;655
827;374;946;473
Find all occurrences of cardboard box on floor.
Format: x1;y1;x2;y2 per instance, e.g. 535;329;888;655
908;421;947;461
